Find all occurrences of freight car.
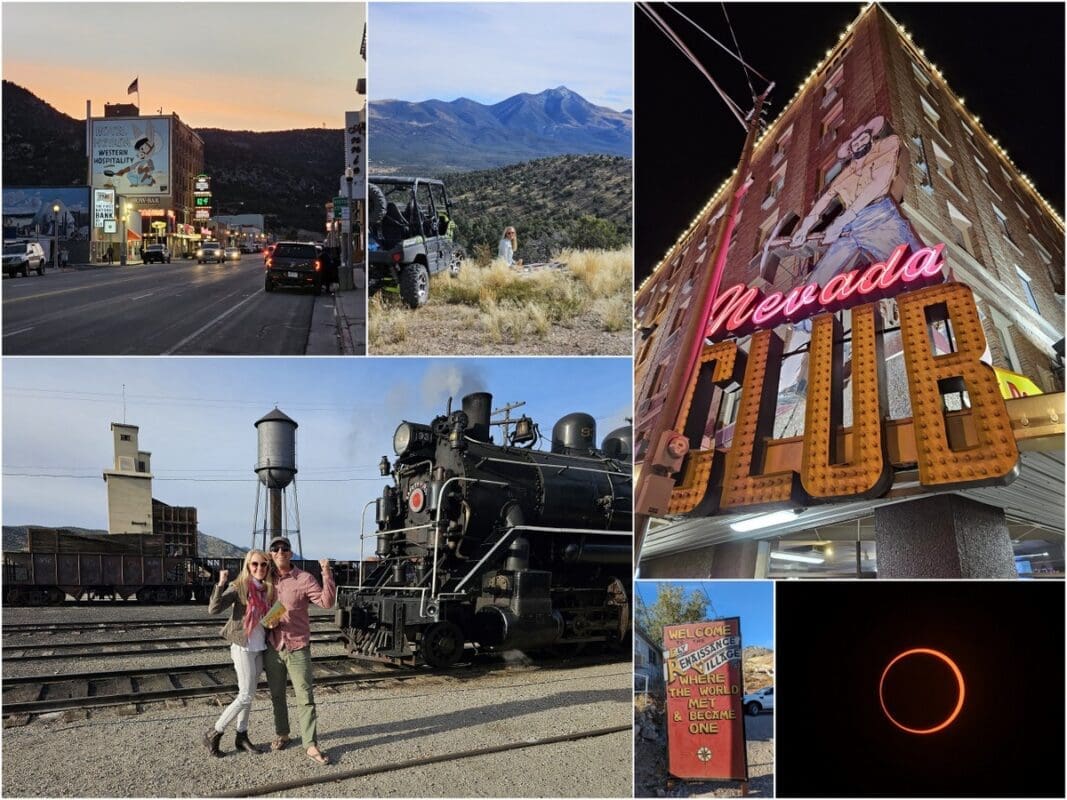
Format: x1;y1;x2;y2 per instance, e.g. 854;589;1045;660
2;528;355;605
336;391;633;667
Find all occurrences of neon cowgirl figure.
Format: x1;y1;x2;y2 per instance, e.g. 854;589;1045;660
790;115;924;287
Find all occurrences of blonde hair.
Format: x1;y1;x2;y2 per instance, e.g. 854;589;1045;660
231;549;276;605
502;227;518;250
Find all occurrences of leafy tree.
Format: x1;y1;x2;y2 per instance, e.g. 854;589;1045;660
636;585;709;647
570;215;626;250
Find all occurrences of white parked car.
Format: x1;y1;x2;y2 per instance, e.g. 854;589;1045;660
3;240;47;277
743;686;773;715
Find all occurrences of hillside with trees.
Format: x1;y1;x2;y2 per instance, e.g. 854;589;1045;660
440;154;632;261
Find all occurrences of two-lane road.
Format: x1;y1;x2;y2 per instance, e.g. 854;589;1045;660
2;260;321;355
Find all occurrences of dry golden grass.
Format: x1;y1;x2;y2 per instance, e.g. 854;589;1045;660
562;246;633;298
367;294;409;346
433;247;632;334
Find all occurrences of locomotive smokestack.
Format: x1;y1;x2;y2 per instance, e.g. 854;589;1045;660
462;392;492;442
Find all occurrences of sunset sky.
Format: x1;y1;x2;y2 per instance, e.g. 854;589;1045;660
2;2;366;131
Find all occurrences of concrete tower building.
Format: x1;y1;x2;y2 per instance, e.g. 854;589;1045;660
102;422;153;534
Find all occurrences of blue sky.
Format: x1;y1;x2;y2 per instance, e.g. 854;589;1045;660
370;2;632;110
634;580;774;649
2;357;631;559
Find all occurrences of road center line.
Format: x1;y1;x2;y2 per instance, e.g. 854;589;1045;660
162;292;261;355
3;326;35;338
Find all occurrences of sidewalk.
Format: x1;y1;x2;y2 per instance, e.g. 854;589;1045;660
305;264;366;355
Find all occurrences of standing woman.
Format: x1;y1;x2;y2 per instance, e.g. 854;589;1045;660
203;550;275;757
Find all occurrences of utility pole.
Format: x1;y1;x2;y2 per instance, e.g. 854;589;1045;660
633;84;773;566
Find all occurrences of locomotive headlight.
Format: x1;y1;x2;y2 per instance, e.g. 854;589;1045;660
393;423;413;455
392;422;434;458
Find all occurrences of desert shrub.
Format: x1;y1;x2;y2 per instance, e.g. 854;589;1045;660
367;295;409;345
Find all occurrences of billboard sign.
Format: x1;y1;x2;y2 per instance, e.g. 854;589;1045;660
90;117;171;199
193;174;211;195
663;618;747;781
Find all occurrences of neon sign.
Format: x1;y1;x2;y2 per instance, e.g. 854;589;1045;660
706;243;946;341
666;282;1021;516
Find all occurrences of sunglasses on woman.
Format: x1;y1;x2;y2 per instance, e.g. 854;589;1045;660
249;561;270;569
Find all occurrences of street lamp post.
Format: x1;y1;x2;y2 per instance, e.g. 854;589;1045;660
119;201;128;266
52;203;60;270
345;167;355;271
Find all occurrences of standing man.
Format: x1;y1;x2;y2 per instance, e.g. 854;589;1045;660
264;535;336;765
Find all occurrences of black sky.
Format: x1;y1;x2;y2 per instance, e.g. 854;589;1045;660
776;581;1065;798
635;2;1066;281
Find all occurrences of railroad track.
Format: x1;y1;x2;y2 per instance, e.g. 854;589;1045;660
2;632;342;662
2;616;336;636
2;651;628;718
1;655;405;716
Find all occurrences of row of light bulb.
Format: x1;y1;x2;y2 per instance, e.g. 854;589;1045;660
638;1;1062;294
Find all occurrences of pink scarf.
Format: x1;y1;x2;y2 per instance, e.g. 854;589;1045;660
243;579;268;639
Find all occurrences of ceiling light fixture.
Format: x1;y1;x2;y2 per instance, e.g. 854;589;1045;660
729;509;801;532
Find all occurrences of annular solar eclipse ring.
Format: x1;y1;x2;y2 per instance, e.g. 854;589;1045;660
878;648;965;734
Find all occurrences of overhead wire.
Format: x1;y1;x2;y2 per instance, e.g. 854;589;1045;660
637;2;747;129
719;1;758;103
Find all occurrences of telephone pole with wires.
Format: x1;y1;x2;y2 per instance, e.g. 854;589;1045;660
633;3;774;563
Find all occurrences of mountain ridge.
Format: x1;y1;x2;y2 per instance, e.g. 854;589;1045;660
370;85;632;174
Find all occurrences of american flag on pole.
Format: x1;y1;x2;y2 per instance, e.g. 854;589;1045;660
127;77;139;95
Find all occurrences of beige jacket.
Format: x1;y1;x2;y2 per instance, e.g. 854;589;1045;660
208;584;260;647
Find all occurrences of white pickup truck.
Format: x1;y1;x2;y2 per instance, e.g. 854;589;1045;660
743;686;774;715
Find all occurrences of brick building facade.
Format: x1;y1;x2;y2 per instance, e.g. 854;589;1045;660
634;3;1064;576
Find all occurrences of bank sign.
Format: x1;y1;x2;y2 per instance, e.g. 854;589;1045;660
660;243;1022;517
663;619;747;781
90;117;171;200
93;189;115;228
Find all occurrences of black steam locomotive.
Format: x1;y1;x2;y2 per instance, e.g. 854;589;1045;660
336;392;633;667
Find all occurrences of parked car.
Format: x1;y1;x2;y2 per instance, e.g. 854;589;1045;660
142;244;172;264
367;176;463;308
196;242;224;263
224;247;242;262
743;686;774;716
264;241;323;293
3;240;47;277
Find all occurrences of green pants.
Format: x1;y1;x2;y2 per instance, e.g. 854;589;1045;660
264;646;318;748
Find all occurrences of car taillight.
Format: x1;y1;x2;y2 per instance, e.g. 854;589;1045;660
266;258;272;268
314;260;321;271
392;252;402;263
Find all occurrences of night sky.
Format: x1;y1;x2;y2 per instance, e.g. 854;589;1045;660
635;2;1065;281
776;581;1065;798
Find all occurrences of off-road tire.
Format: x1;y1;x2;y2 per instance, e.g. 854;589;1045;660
368;182;386;228
449;246;464;277
399;262;430;308
36;262;45;276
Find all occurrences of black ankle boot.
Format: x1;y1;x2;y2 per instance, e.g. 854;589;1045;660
203;727;225;757
235;730;260;754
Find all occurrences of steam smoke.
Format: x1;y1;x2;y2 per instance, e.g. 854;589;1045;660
419;362;488;411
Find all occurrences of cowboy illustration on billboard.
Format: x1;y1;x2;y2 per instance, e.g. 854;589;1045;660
788;114;924;286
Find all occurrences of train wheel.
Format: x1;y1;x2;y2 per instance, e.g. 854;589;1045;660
47;587;66;605
421;621;464;669
136;588;157;604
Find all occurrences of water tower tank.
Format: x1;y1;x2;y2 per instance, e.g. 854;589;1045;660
255;408;298;489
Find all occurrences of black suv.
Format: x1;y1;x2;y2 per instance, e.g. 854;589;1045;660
264;241;323;293
143;244;171;264
368;177;462;308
